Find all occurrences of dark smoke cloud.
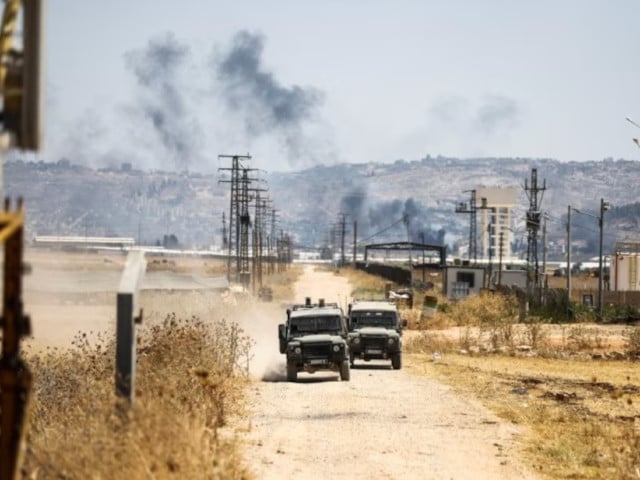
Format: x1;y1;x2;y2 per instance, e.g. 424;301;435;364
475;94;519;135
340;186;367;220
340;188;445;245
427;94;520;139
214;30;324;161
125;33;202;169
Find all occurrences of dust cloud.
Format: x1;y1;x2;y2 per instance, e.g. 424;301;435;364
228;301;288;382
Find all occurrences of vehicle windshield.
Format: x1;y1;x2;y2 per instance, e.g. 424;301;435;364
350;312;397;329
289;315;342;335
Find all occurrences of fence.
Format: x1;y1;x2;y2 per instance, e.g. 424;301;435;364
355;262;410;286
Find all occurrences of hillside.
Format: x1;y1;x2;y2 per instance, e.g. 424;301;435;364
5;156;640;257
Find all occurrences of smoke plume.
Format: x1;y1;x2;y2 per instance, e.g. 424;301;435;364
214;30;324;163
125;33;203;170
340;188;445;245
340;186;367;221
475;94;519;135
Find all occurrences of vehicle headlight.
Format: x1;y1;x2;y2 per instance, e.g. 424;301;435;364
294;347;301;354
388;338;395;345
333;345;340;352
353;337;360;345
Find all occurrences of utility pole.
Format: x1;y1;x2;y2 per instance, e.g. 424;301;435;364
221;212;227;251
270;209;277;275
598;198;610;320
524;168;546;291
421;231;425;282
498;231;504;287
338;213;347;267
566;205;572;319
352;220;357;267
218;154;251;283
542;214;548;292
238;168;252;288
487;223;493;288
455;190;477;263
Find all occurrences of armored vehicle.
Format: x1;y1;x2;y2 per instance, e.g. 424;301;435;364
347;300;405;369
278;298;350;382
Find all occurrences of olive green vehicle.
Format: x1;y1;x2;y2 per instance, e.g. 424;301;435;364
278;298;350;382
347;300;406;369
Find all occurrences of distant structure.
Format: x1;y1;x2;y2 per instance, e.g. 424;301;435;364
611;241;640;291
33;235;135;249
475;187;517;261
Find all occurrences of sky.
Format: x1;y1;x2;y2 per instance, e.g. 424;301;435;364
41;0;640;172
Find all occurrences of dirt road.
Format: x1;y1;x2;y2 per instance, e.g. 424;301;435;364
242;265;538;480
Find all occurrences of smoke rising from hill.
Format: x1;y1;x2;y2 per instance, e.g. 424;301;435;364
44;30;332;172
476;95;519;135
214;30;325;164
340;188;445;245
125;33;203;170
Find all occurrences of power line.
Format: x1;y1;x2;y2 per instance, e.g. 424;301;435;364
356;217;405;245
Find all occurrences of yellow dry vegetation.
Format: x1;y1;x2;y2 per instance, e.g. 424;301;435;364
23;314;254;479
406;353;640;479
262;264;303;301
337;266;391;299
318;267;640;477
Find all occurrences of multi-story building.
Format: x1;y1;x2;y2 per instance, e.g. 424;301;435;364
476;187;517;261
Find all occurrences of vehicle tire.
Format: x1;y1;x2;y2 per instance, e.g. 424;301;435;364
286;361;297;382
349;352;355;367
340;360;350;381
391;353;402;370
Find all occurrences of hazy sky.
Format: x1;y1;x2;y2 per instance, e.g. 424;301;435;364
44;1;640;172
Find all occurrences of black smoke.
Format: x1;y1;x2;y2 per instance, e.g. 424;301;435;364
214;30;324;160
340;186;367;220
340;188;445;245
475;94;519;135
125;33;202;169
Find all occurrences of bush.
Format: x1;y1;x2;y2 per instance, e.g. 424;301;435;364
23;315;253;479
624;326;640;356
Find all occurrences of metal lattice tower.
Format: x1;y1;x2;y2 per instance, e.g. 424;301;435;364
221;211;227;250
218;154;250;282
269;208;277;274
253;193;270;289
455;190;478;263
339;213;347;266
524;168;546;289
238;168;252;287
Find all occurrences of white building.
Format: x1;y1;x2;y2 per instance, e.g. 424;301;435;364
476;187;517;261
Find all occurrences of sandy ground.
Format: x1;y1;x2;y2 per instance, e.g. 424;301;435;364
21;249;228;350
241;265;539;480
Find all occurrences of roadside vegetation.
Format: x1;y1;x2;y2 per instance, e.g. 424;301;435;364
263;264;303;301
24;314;254;479
339;266;390;299
404;291;640;479
20;253;303;479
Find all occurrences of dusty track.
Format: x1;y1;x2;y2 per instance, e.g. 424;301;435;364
242;265;539;479
22;252;539;478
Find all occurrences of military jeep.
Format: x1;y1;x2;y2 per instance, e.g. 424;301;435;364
347;300;406;369
278;298;350;382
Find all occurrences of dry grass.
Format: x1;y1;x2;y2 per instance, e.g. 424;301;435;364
338;266;392;299
23;314;254;479
406;353;640;479
262;265;303;301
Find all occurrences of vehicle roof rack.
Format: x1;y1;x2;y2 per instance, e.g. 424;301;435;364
291;302;340;311
352;298;396;304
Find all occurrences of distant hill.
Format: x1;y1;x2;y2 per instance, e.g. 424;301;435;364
5;156;640;258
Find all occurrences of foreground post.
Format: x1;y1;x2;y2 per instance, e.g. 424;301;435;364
115;250;146;403
0;199;32;480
